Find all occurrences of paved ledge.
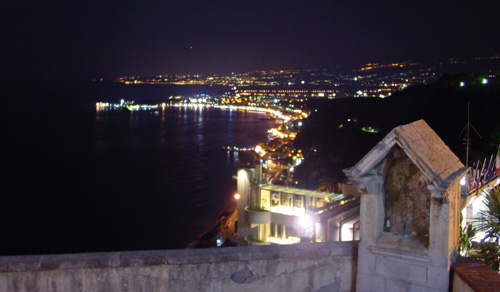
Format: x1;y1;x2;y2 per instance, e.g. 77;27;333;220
453;257;500;292
0;241;358;273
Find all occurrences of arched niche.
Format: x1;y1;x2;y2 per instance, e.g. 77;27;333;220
383;147;431;248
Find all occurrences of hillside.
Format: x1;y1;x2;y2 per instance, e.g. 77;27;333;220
293;71;500;190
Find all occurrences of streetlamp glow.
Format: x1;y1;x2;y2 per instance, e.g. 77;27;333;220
298;214;313;229
237;169;247;180
234;193;240;200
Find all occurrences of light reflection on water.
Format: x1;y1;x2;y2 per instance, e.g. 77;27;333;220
3;105;275;255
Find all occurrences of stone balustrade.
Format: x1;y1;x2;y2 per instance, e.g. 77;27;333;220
0;241;358;292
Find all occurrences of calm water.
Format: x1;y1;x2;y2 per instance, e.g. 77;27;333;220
3;82;274;255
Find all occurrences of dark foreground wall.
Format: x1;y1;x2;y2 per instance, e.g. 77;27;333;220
0;242;358;292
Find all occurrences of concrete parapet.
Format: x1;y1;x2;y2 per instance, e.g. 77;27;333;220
451;257;500;292
245;206;271;224
0;241;358;292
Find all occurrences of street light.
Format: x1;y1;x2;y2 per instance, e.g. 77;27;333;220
297;212;315;242
298;214;313;229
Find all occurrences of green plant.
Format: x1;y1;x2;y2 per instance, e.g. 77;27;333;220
473;186;500;271
246;235;263;242
459;223;476;257
475;241;500;271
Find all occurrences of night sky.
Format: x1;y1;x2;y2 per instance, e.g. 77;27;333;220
4;0;499;80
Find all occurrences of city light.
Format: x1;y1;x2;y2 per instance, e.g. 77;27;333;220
298;214;313;228
255;145;266;157
234;193;240;200
237;169;247;181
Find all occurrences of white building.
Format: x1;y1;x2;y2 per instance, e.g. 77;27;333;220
235;167;360;246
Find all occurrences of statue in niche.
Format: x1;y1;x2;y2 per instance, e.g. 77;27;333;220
384;152;431;247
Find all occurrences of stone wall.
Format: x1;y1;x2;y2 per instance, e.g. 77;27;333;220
0;242;357;292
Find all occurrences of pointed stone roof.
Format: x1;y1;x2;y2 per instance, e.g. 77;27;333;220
344;120;468;190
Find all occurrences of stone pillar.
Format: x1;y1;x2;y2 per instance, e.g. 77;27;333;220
354;172;387;292
357;172;385;246
427;184;453;290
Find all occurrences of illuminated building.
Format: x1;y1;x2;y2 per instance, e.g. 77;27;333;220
235;87;337;100
235;167;360;246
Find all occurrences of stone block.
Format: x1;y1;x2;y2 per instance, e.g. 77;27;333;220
359;194;380;245
313;276;341;292
426;265;449;290
119;253;159;267
376;258;427;284
0;256;42;272
329;241;357;256
429;255;449;267
356;272;385;292
385;278;430;292
356;245;376;274
230;268;263;284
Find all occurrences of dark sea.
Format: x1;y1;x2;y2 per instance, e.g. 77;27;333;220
3;82;275;255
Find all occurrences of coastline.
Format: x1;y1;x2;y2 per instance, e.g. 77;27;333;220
186;150;260;248
186;200;238;248
184;105;301;249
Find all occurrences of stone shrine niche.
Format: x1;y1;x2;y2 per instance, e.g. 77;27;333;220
383;147;431;248
345;120;468;292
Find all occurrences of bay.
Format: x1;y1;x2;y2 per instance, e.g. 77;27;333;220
2;82;275;255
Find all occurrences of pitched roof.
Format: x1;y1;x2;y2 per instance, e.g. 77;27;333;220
344;120;467;189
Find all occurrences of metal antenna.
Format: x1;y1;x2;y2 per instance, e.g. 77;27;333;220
459;102;482;166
